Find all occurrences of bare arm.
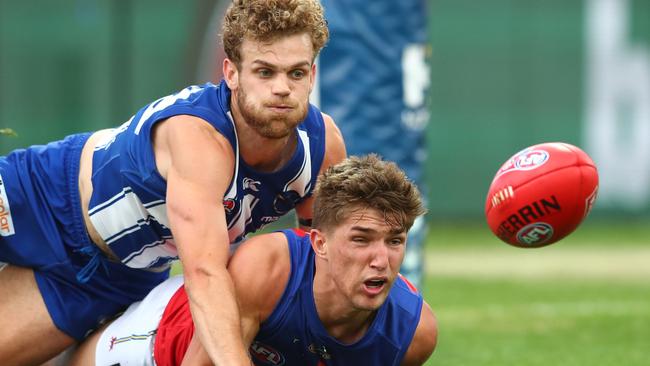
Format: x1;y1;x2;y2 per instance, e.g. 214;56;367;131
156;115;250;365
181;334;212;366
181;232;291;365
294;113;346;230
401;301;438;366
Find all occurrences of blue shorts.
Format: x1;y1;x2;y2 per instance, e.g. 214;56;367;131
0;133;169;340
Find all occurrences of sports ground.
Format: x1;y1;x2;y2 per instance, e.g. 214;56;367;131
170;218;649;365
422;220;650;365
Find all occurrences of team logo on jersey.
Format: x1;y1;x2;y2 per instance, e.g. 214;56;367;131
496;148;549;177
249;341;286;365
273;190;301;215
0;174;16;236
243;177;261;192
308;343;331;360
261;216;280;224
223;198;236;213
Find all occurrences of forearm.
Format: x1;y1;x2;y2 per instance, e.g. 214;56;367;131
180;334;212;366
185;267;251;366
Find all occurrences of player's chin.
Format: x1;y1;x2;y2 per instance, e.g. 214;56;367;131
261;117;301;137
354;297;386;312
356;287;389;310
256;123;293;139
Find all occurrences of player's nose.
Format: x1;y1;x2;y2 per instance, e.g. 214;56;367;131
369;243;389;270
271;75;291;96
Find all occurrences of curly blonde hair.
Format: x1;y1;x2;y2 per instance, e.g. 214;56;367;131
313;155;427;233
222;0;329;66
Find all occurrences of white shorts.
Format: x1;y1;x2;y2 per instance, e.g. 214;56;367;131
94;275;185;366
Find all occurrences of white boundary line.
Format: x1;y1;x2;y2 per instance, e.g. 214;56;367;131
425;247;650;282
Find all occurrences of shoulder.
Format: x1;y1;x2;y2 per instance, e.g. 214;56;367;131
228;232;292;320
401;300;438;366
321;112;344;148
230;231;289;267
155;115;230;146
320;112;347;173
152;115;234;181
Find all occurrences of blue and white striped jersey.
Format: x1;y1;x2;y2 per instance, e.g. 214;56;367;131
88;80;326;269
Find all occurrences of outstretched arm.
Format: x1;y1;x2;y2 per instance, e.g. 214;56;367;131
294;113;346;230
181;232;292;365
401;301;438;366
156;115;250;365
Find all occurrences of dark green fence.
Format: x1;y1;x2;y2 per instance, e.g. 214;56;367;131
1;0;649;218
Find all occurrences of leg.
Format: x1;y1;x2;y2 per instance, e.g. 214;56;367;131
68;323;107;366
70;275;185;366
40;346;78;366
0;265;75;366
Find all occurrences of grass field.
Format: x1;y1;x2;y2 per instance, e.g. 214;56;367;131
423;219;650;365
170;218;649;364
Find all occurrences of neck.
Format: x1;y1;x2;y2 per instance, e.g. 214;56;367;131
230;97;297;172
312;267;377;344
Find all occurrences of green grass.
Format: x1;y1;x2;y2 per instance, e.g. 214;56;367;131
422;220;650;365
171;219;650;364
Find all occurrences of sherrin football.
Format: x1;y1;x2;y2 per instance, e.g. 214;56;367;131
485;142;599;248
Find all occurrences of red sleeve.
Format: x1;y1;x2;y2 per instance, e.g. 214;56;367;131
154;285;195;366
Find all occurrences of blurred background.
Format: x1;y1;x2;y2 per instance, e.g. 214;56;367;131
1;0;649;219
1;0;649;365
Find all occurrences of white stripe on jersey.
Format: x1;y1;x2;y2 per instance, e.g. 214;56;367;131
89;188;169;244
145;201;169;227
224;111;240;201
134;85;202;135
88;187;133;216
283;129;312;196
122;238;178;268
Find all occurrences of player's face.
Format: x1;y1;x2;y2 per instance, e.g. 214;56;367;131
323;208;407;311
227;33;315;139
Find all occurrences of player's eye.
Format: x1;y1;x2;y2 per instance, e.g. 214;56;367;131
258;69;273;78
389;238;404;246
290;69;306;79
351;236;368;244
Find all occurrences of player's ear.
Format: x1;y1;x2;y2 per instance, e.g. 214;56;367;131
309;62;317;92
223;58;239;89
310;229;327;258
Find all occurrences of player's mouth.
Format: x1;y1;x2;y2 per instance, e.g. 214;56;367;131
363;277;387;295
267;104;294;113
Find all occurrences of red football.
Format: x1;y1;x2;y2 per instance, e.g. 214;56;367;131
485;142;599;248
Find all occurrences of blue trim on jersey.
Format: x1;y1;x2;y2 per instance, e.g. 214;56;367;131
252;229;423;366
88;81;326;269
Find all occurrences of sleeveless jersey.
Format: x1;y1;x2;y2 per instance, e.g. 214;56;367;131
154;229;423;366
87;81;326;269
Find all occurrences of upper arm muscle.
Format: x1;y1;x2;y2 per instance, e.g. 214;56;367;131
402;301;438;366
228;232;291;346
155;115;235;271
